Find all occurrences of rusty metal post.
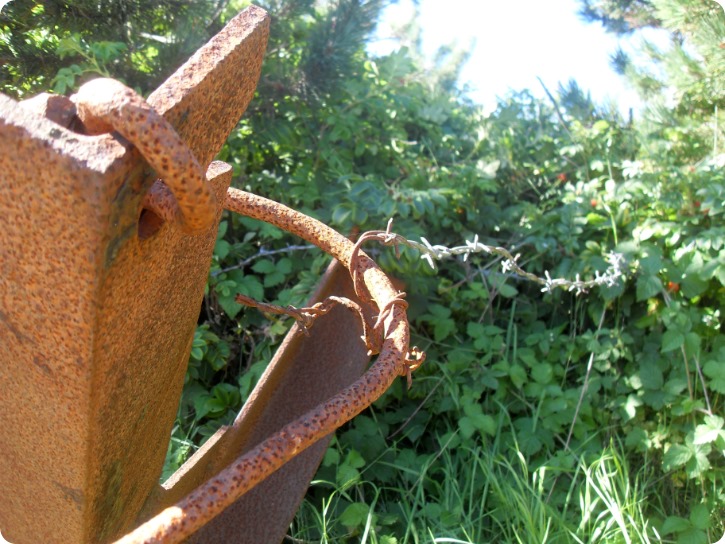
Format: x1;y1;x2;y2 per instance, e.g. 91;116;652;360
2;6;422;543
0;7;269;543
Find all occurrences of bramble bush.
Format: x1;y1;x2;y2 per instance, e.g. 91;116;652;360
2;0;722;541
208;2;725;541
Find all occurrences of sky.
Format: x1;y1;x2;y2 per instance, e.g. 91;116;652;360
369;0;665;115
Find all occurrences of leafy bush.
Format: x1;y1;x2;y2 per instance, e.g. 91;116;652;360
2;0;722;541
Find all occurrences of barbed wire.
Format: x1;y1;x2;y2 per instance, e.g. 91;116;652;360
371;219;625;295
214;220;625;295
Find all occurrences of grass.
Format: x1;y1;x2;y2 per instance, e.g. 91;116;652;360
288;424;668;544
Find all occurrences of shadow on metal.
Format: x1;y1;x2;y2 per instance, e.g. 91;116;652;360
152;260;371;544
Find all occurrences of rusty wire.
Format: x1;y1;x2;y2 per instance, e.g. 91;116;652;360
71;78;217;234
112;187;424;544
234;292;380;348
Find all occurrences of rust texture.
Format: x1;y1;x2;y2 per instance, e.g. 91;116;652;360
112;189;424;543
0;6;269;543
155;259;373;544
72;78;217;234
1;3;424;543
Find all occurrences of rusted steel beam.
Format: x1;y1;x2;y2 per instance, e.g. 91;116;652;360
112;188;422;543
0;7;269;543
148;259;372;544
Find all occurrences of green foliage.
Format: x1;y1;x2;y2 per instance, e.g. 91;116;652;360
228;2;720;540
578;0;662;33
5;0;723;541
159;0;725;537
0;0;224;96
51;33;127;93
597;0;724;168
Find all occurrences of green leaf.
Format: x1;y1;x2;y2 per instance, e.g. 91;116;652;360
336;464;360;487
263;269;286;288
592;119;610;133
345;449;365;469
676;527;707;544
586;212;607;225
217;293;242;319
276;258;292;274
56;35;83;58
638;360;664;390
636;274;662;301
217;220;228;239
682;253;709;297
192;392;212;419
236;275;264;301
531;363;553;385
621;394;642;421
251;259;275;274
625;427;651;451
681;274;709;298
703;358;725;393
421;502;442;518
661;330;684;353
52;65;83;94
684;332;701;357
214;239;231;260
497;282;518;298
462;411;497;437
467;321;485;338
698;258;722;280
339;502;370;529
693;415;724;445
639;250;664;275
89;40;126;62
433;319;456;342
428;304;451;319
190;346;204;361
689;504;711;530
331;204;352;225
516;347;538;367
704;414;725;430
686;443;711;478
509;364;527;389
322;446;340;467
662;516;690;535
663;444;692;470
458;416;476;439
477;414;497;436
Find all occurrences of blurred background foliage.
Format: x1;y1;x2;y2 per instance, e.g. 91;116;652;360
1;0;723;542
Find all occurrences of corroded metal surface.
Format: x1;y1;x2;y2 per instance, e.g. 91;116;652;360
72;78;217;234
1;4;423;543
0;6;269;543
154;260;372;544
112;189;422;543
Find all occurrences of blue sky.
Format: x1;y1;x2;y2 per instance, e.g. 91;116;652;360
370;0;661;115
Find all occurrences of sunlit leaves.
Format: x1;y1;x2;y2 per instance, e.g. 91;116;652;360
663;434;712;479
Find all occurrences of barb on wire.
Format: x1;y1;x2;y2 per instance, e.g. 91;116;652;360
365;219;625;295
